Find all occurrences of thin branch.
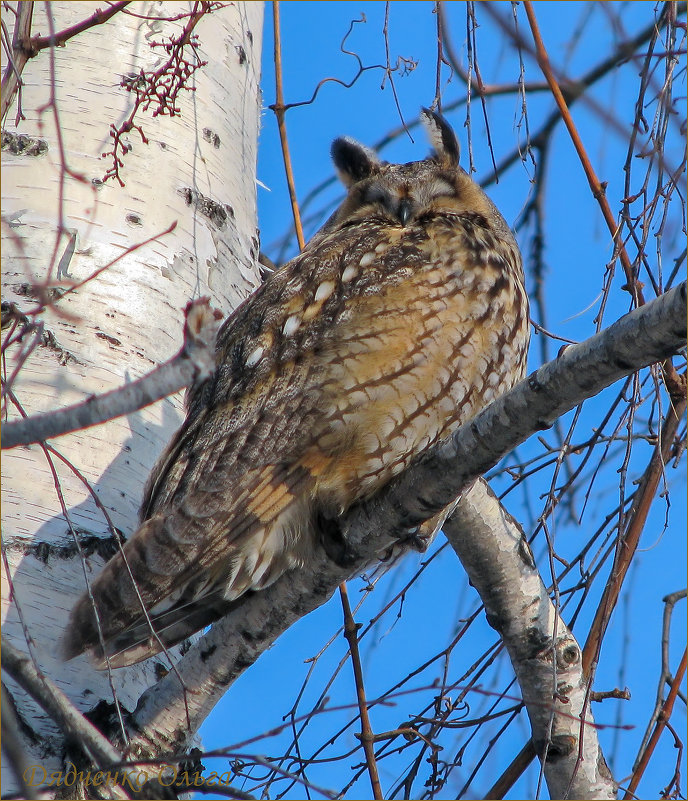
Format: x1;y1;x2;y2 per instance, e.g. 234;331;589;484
1;298;221;450
269;13;413;114
633;589;688;766
485;371;687;797
380;2;410;133
339;584;383;800
0;638;128;797
101;2;217;185
581;386;687;676
0;0;32;124
0;683;34;799
523;0;645;306
270;0;305;250
623;649;688;799
26;1;132;53
270;3;677;264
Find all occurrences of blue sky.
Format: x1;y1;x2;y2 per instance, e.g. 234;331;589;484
199;3;686;798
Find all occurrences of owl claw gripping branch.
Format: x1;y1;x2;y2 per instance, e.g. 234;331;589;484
62;109;529;668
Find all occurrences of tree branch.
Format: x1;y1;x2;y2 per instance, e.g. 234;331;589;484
444;481;616;800
123;284;686;761
339;584;383;800
0;1;33;124
486;381;687;798
1;298;222;450
523;0;644;305
582;391;687;675
1;638;129;798
623;648;687;798
26;1;132;53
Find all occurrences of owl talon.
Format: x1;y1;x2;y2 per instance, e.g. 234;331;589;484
404;530;432;553
317;511;359;568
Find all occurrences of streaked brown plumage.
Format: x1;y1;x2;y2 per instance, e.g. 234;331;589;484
62;109;529;667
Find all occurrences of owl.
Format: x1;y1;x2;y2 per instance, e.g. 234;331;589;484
62;109;529;668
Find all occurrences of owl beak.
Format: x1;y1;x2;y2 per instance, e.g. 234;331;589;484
396;198;415;226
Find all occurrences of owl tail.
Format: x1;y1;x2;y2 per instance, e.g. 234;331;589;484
79;588;238;669
61;500;313;667
59;512;222;668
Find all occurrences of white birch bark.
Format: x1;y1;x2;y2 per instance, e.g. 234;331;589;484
445;481;617;800
1;2;263;795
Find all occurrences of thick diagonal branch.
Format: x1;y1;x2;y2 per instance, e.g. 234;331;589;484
124;283;686;761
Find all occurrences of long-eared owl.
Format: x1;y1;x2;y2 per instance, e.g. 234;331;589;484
63;109;529;667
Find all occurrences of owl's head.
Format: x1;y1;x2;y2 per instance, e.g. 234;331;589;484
327;108;512;239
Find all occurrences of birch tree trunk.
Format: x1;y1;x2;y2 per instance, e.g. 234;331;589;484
1;3;263;795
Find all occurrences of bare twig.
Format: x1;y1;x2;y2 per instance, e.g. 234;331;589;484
523;0;646;306
486;372;687;797
581;385;687;677
102;1;218;185
1;638;128;794
26;1;132;53
270;1;305;250
267;12;416;115
271;3;675;264
633;588;688;766
380;2;411;133
0;0;33;124
0;683;34;798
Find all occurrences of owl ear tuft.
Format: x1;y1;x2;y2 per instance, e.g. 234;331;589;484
421;107;460;168
331;137;381;187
